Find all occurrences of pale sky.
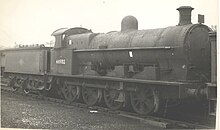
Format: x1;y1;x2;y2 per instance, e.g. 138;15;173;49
0;0;218;47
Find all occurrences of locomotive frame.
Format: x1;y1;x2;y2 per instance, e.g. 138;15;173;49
0;6;217;116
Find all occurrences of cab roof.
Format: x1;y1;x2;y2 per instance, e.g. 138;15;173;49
51;27;92;36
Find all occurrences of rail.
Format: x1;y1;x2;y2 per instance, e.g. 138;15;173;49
0;83;214;129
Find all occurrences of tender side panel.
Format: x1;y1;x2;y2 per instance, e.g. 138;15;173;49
5;49;48;74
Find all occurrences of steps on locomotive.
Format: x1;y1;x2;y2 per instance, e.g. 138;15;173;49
209;99;216;116
207;83;217;116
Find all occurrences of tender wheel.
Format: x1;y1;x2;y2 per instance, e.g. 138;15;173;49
23;88;30;94
22;79;29;94
82;87;102;106
9;77;18;91
130;88;159;115
61;81;80;103
38;90;48;97
12;87;19;91
104;89;123;110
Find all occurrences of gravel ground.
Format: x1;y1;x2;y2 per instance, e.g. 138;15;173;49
1;91;162;130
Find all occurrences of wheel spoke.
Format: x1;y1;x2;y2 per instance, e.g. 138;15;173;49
130;88;158;115
144;99;152;107
140;102;145;112
145;94;153;99
104;89;123;110
109;98;114;105
134;100;140;107
131;95;139;101
61;81;79;102
82;87;101;106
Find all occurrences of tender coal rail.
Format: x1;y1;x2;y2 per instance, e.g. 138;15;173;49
1;83;214;129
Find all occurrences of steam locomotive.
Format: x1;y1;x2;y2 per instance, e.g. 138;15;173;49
0;6;217;115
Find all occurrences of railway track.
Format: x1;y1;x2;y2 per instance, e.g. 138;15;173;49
0;83;214;129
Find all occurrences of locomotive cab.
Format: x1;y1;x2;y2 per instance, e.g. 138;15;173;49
51;28;69;48
50;27;92;75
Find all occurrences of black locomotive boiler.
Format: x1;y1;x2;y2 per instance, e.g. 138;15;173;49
2;6;217;115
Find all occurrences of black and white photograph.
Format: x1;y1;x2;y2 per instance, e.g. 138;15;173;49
0;0;218;129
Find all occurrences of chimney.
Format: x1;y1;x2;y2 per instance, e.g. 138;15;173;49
177;6;194;25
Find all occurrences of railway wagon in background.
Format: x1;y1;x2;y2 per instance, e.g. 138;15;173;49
0;50;6;76
1;6;217;116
